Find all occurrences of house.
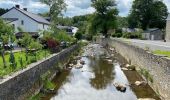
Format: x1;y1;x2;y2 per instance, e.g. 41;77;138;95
122;28;141;33
142;28;163;40
57;25;78;36
166;14;170;41
1;5;50;38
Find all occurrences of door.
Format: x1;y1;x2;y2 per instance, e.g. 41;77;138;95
151;35;154;40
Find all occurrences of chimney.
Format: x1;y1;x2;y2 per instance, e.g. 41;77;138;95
23;8;27;11
15;5;20;9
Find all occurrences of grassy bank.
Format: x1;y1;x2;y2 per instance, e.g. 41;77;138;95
153;50;170;58
0;50;51;77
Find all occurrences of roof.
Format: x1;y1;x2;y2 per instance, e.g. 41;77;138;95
144;28;161;33
3;18;18;23
15;32;39;37
7;7;50;25
57;25;73;30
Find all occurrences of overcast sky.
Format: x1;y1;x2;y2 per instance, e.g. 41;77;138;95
0;0;170;17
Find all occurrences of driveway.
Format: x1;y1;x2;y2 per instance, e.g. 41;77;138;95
117;38;170;51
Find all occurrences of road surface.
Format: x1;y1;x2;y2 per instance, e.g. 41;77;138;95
117;38;170;51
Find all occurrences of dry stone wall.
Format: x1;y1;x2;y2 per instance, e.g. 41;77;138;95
0;44;78;100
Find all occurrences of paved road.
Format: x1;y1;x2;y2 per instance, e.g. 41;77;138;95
117;38;170;51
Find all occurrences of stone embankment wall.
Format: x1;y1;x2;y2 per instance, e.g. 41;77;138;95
103;38;170;100
0;45;78;100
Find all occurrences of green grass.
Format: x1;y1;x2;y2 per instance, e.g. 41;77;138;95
153;50;170;58
0;50;51;77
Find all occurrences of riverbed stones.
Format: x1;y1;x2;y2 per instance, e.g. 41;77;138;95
135;81;147;86
121;67;129;71
107;59;113;64
138;98;155;100
113;83;126;92
80;60;85;65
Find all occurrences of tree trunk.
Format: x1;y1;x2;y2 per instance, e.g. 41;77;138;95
1;50;6;68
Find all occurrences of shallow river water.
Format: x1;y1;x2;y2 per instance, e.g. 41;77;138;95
41;44;160;100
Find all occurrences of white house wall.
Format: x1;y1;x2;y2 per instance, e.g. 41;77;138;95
1;8;38;32
9;20;19;33
166;20;170;41
38;24;49;31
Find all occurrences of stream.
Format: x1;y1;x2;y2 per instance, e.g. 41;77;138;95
41;43;160;100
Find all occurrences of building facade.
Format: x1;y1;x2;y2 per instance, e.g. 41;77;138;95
1;5;50;34
166;14;170;41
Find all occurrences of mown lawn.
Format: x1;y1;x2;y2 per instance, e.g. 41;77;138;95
0;50;51;77
153;50;170;58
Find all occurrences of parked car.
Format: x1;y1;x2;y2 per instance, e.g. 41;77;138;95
60;41;69;49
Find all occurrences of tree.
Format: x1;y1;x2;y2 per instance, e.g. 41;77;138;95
129;0;168;30
21;33;33;61
0;18;14;67
117;16;128;28
0;8;8;16
90;0;118;38
149;1;168;29
40;0;67;32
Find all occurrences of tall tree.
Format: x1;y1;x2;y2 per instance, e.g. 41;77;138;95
150;1;168;29
0;18;14;68
40;0;67;32
90;0;118;38
129;0;168;30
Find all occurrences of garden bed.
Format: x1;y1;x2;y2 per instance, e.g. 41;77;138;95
0;50;51;77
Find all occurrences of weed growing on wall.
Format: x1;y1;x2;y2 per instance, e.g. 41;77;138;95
140;68;153;83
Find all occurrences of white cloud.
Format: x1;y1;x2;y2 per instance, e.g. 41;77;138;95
64;0;95;17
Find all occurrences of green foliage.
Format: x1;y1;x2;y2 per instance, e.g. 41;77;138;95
117;16;128;28
17;27;23;32
29;93;43;100
21;33;33;48
58;17;73;26
40;0;66;33
122;32;142;39
0;8;8;16
72;14;92;39
41;71;55;90
0;50;51;77
90;0;118;38
55;31;74;42
140;68;153;83
19;57;24;68
112;33;123;38
153;50;170;58
29;41;43;50
75;31;83;40
0;18;14;68
9;51;17;70
129;0;168;29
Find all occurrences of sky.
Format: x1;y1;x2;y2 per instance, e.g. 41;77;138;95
0;0;170;17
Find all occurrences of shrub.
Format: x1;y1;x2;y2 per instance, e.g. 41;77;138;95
47;38;60;53
75;31;83;40
123;32;142;39
9;52;17;70
47;38;60;49
29;41;43;50
55;31;73;42
112;33;123;38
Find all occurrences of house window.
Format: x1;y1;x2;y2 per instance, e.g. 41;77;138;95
21;20;24;25
43;24;45;29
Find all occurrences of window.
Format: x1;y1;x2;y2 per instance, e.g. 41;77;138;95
43;24;45;29
21;20;24;25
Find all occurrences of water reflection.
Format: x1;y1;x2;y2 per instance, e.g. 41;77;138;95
90;58;115;90
42;44;138;100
